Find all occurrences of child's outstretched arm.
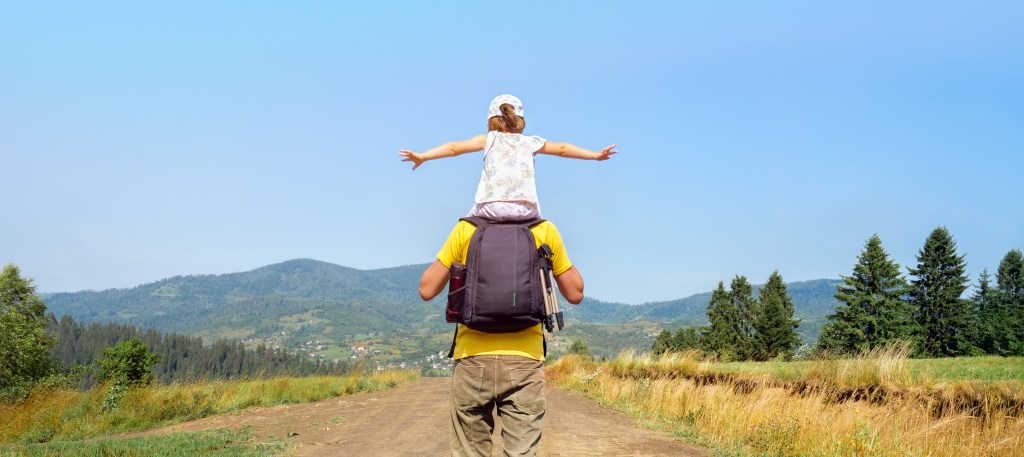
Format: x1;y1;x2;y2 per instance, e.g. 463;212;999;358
538;142;618;161
399;135;487;170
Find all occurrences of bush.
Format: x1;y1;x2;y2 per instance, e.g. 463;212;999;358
95;338;161;387
567;338;592;358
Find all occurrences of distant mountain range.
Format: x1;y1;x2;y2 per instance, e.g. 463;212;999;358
44;259;843;348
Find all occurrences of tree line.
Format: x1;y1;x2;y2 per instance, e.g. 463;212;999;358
49;314;353;385
818;227;1023;357
2;264;354;398
653;270;803;361
653;227;1024;360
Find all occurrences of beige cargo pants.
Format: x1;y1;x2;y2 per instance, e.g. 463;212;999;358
450;355;546;457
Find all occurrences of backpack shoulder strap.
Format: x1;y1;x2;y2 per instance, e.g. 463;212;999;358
447;325;458;359
459;216;490;228
524;218;546;228
460;217;545;228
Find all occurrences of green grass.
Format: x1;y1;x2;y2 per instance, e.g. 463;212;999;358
276;311;328;332
906;356;1024;381
312;346;351;359
2;428;287;457
714;356;1024;383
193;327;256;342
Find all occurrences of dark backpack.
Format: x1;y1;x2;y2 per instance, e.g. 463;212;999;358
447;216;546;333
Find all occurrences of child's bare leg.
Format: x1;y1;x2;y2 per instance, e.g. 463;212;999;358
466;202;541;221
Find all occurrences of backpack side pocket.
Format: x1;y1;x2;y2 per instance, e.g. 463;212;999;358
446;262;468;323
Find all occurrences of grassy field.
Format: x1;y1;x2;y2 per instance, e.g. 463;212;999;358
548;347;1024;457
2;428;287;457
713;354;1024;383
553;321;661;359
194;327;256;343
0;369;418;452
311;346;351;359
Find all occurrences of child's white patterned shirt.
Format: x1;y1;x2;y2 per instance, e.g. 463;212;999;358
474;131;547;206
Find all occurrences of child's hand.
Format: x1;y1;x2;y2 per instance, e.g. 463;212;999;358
597;144;618;161
399;150;425;170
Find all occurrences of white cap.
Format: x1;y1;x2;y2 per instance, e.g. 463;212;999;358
487;94;524;119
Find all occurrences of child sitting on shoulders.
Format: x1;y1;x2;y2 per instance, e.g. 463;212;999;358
399;94;617;221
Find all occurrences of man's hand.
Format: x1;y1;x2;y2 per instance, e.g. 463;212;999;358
399;150;425;170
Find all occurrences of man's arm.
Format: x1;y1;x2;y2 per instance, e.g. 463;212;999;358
553;266;584;305
399;134;487;170
419;260;449;301
537;141;617;161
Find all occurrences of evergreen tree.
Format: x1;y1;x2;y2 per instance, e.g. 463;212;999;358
753;271;801;360
998;249;1024;301
818;235;910;354
654;326;701;354
908;227;973;357
973;269;1014;355
0;264;55;393
699;276;759;360
671;326;701;351
701;281;740;360
652;330;673;355
729;275;759;360
996;249;1024;355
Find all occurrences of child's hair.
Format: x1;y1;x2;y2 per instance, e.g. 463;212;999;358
487;104;525;134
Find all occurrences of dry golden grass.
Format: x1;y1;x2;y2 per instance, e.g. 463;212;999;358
0;369;417;444
549;350;1024;457
805;343;916;389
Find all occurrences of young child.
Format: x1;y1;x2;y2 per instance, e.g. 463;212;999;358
399;94;617;221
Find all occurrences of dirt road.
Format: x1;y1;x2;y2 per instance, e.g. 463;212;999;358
133;377;705;456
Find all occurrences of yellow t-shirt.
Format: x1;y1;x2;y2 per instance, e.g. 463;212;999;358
436;220;573;361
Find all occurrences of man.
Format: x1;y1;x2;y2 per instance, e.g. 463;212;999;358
418;218;584;457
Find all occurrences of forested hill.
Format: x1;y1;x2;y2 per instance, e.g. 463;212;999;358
44;259;843;344
44;259;439;339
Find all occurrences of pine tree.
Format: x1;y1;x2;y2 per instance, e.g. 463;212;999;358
0;264;56;393
729;275;759;360
818;235;910;354
701;281;740;360
652;330;673;355
973;269;1014;355
996;249;1024;355
671;326;701;351
656;326;701;354
753;271;801;360
908;227;973;357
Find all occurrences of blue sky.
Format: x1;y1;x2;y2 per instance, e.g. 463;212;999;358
2;2;1022;303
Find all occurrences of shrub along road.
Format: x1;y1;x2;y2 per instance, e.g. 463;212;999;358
121;376;706;456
